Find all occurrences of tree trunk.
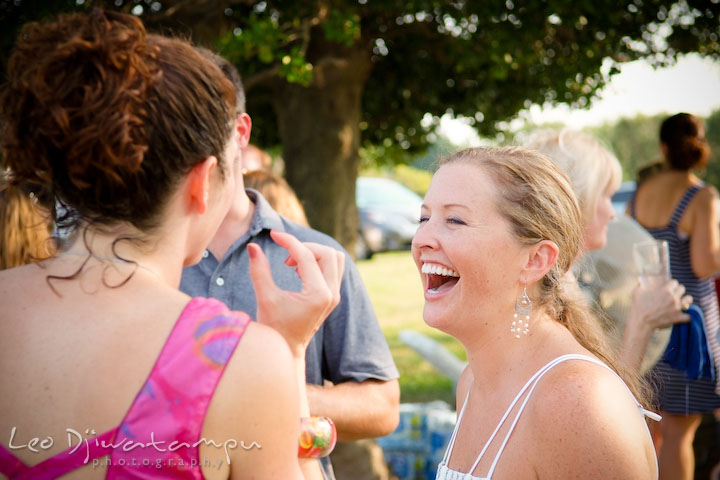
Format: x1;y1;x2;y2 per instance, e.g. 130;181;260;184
273;48;372;254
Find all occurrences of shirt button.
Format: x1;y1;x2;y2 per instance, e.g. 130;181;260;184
215;277;225;286
202;250;209;258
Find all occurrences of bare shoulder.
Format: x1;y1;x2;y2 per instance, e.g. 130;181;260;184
686;183;719;226
0;263;60;323
701;183;719;197
221;321;296;395
527;360;656;479
0;268;12;300
0;263;33;296
205;321;298;429
203;321;303;477
208;321;299;436
692;183;718;206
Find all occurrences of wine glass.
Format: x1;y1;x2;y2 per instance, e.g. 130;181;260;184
632;240;670;288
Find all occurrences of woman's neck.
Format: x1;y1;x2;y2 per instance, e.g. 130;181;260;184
660;167;695;182
463;311;580;392
59;224;181;288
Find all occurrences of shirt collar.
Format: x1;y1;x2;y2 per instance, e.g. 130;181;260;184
246;188;286;236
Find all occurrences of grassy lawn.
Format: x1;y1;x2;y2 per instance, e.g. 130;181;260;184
356;250;466;405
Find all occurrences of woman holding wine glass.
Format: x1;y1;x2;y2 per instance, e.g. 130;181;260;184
630;112;720;480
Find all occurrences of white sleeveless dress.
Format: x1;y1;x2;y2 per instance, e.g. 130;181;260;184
435;354;660;480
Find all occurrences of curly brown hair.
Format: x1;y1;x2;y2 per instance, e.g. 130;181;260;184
0;10;236;233
660;113;711;171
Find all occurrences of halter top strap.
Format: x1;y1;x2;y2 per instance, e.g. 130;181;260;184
440;354;658;479
0;428;120;480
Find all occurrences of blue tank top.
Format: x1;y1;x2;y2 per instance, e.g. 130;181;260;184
631;183;720;397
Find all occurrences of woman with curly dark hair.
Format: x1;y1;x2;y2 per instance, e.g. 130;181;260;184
630;112;720;480
0;10;341;479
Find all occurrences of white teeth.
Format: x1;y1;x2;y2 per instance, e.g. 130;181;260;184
421;263;459;277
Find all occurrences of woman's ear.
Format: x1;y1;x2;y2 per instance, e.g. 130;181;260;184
520;240;559;284
660;142;668;159
186;156;218;214
236;113;252;149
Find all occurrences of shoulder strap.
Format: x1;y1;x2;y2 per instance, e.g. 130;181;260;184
107;297;250;476
669;184;704;227
0;443;26;479
440;390;471;465
0;298;249;479
467;355;586;478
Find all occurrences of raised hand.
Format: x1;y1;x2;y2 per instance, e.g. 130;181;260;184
248;230;345;356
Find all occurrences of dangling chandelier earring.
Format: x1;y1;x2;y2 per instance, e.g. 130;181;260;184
511;286;532;339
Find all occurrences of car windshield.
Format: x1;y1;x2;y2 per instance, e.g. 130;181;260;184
356;177;423;208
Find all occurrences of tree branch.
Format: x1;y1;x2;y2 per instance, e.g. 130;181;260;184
244;66;280;91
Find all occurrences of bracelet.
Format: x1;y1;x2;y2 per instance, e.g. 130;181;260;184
298;416;337;458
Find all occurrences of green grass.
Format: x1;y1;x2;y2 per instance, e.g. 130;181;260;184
356;250;466;405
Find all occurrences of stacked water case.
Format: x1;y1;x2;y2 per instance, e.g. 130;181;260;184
376;402;457;480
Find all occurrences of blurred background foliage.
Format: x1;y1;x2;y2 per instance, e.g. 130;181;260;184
361;107;720;196
2;0;719;253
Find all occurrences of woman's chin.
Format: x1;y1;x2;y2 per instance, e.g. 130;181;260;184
422;306;452;332
584;233;608;252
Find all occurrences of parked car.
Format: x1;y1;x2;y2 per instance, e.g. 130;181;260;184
356;177;423;259
612;180;636;216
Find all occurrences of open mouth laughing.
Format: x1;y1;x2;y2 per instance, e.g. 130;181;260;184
421;262;460;295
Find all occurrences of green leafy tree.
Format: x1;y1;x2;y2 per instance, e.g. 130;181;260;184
704;108;720;188
2;1;719;250
591;114;665;181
